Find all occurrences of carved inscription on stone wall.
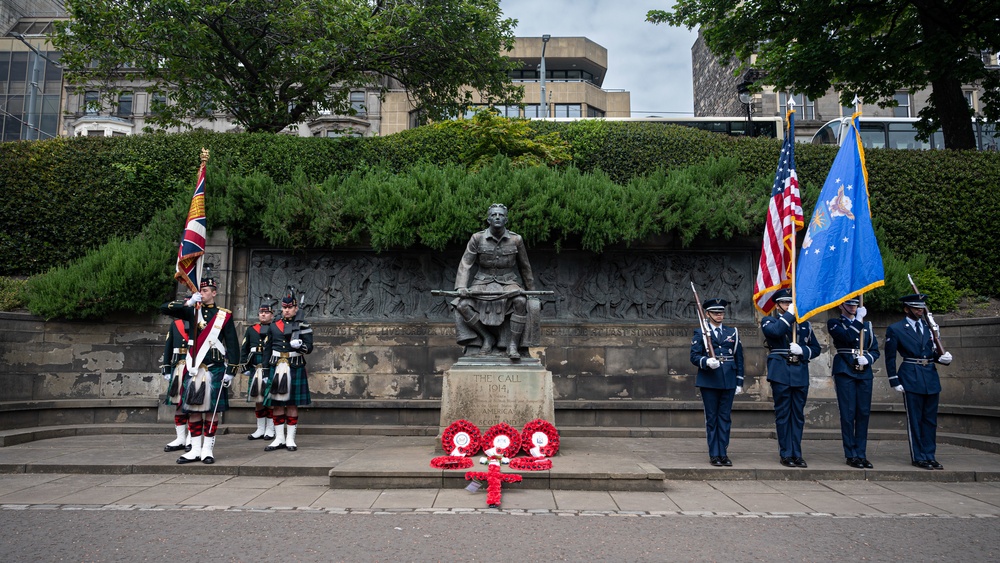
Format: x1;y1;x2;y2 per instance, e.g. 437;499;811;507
248;249;755;323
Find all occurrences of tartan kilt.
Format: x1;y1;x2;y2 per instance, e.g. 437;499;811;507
265;364;311;407
181;364;230;413
245;365;270;403
162;370;189;406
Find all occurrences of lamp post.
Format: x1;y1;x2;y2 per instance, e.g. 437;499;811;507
737;81;752;137
539;34;551;118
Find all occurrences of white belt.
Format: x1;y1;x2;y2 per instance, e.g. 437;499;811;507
272;351;302;358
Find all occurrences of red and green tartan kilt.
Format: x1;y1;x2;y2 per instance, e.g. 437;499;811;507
163;370;190;406
265;364;311;407
182;364;230;413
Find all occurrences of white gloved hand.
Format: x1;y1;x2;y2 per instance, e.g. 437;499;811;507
706;357;721;370
938;351;952;365
856;355;869;366
243;370;252;378
735;386;743;395
290;338;303;349
163;373;172;381
223;374;234;387
789;342;803;355
184;292;203;306
893;384;904;393
856;306;867;322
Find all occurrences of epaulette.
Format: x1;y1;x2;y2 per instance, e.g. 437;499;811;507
218;307;232;314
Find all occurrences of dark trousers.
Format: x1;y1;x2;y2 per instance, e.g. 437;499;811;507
700;387;736;458
834;375;873;459
770;381;808;458
904;391;939;461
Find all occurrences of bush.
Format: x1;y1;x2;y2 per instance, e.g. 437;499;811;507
0;277;26;311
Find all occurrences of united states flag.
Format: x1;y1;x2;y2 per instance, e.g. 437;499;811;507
753;111;804;314
175;150;208;292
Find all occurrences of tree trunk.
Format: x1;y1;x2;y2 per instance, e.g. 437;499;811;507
918;7;976;150
930;75;976;150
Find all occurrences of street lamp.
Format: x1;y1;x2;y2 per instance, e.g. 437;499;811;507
539;35;551;118
737;81;753;137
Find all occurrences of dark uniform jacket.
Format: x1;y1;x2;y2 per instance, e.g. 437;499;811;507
690;324;745;389
261;318;314;368
827;315;880;380
885;318;942;395
160;301;239;375
161;319;192;374
761;311;821;387
239;323;271;372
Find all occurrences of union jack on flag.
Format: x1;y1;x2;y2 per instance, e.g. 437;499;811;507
175;150;208;292
753;110;804;314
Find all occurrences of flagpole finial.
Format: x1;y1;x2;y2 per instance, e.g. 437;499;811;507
852;95;862;112
786;95;796;110
200;147;210;165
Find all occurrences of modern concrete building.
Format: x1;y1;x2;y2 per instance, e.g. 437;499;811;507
0;2;66;141
690;32;997;143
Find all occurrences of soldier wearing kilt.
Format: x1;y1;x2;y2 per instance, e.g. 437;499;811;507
240;296;277;441
761;288;820;468
261;291;313;452
161;317;193;453
827;298;880;469
160;277;239;464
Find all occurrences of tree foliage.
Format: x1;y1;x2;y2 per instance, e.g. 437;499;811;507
648;1;1000;149
54;0;522;133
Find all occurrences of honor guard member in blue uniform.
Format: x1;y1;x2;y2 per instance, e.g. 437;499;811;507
261;290;313;452
827;298;880;469
690;298;745;466
240;295;277;441
160;277;240;464
884;293;953;470
160;317;193;453
761;288;820;467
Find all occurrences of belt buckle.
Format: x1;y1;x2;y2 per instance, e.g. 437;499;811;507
786;355;801;365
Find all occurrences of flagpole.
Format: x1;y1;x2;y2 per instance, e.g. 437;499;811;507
786;95;799;331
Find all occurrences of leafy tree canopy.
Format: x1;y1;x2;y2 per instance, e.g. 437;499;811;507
54;0;522;133
648;1;1000;149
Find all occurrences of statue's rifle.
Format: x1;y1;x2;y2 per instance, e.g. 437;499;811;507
907;274;945;355
431;290;554;298
689;282;716;360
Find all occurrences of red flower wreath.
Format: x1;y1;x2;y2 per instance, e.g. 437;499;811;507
480;423;521;459
519;419;560;458
430;455;474;470
509;457;552;471
441;419;482;457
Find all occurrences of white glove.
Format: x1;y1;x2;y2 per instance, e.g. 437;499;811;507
184;292;203;306
893;384;904;393
243;370;252;378
706;358;721;370
735;386;743;395
938;351;952;365
856;306;867;322
163;373;171;381
789;342;803;355
290;338;303;349
787;302;796;315
223;374;233;387
856;355;869;366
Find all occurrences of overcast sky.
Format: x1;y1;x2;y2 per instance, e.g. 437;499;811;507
499;0;698;116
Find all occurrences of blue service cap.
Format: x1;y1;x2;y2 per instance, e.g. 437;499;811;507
899;293;927;309
772;288;793;303
702;298;728;312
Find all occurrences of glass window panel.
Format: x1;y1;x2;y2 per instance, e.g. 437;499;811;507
9;52;28;95
524;104;542;118
859;123;886;148
893;92;910;117
117;92;133;116
350;91;365;114
887;123;928;149
87;129;105;137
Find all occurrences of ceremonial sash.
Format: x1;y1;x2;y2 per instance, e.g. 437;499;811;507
188;308;231;371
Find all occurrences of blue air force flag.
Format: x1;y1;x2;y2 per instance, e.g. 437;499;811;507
794;115;884;321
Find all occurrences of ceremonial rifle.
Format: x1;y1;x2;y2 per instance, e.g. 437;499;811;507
907;274;945;355
431;289;554;298
689;282;716;360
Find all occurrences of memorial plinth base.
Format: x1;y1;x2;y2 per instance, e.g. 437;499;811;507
438;357;554;442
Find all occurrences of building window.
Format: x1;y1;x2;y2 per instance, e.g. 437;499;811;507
964;91;974;108
587;106;605;118
350;91;366;115
523;104;544;118
149;92;167;115
408;109;426;129
493;105;520;118
117;92;133;117
553;104;581;118
893;92;910;117
87;129;104;137
83;91;100;115
779;93;815;120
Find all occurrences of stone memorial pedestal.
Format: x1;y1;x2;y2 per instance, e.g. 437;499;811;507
438;357;554;445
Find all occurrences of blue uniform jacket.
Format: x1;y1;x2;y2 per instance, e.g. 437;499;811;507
884;319;942;395
690;324;744;389
761;311;820;387
827;316;880;380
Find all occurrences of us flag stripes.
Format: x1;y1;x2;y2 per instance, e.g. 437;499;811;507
753;110;804;314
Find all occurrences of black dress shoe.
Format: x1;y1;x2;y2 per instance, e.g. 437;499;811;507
710;456;723;466
176;455;198;464
164;444;185;452
286;445;297;452
780;457;797;467
247;433;265;441
929;460;943;470
861;459;874;469
912;460;935;470
264;443;286;452
721;456;733;467
793;457;808;468
184;444;193;453
201;455;215;464
847;457;865;469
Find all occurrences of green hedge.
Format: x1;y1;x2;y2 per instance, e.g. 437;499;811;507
3;120;999;297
